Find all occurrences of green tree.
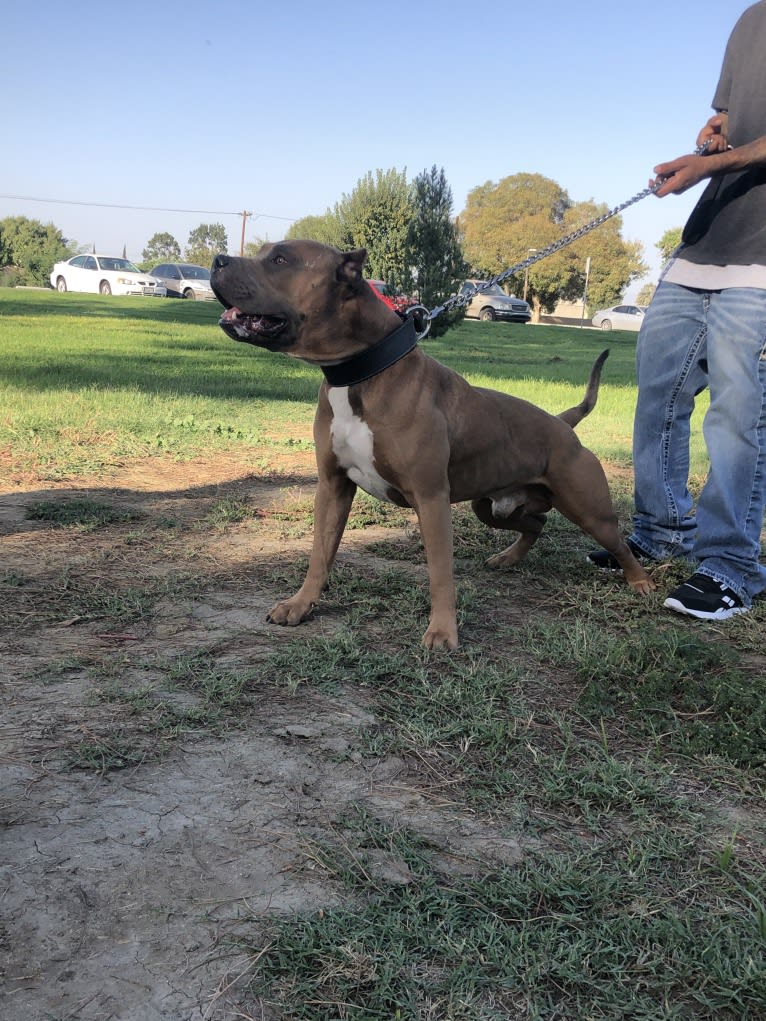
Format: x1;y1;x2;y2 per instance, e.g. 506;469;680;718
460;174;570;319
286;213;346;248
336;168;414;291
142;232;181;265
287;169;415;293
185;223;228;267
636;282;656;306
405;165;467;336
559;201;646;314
657;226;683;264
0;215;75;286
460;173;568;274
459;176;646;320
243;237;268;257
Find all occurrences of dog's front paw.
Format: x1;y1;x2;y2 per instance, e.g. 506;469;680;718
422;620;459;651
267;597;316;627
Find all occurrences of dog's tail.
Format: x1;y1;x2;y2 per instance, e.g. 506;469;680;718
558;349;609;428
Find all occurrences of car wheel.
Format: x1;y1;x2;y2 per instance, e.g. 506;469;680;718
600;319;612;331
479;308;496;322
100;281;112;296
182;288;196;300
56;277;67;293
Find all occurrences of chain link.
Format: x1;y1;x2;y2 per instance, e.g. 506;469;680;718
428;142;710;322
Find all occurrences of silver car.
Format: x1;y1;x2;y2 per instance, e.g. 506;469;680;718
591;304;646;331
150;262;216;300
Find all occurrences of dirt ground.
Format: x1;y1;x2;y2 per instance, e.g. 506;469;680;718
1;454;532;1021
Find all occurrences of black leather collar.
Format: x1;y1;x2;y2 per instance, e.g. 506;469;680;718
320;317;418;387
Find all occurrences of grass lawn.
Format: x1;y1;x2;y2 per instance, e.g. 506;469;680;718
0;287;709;480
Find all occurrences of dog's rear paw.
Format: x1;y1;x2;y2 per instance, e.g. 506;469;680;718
268;598;316;626
629;577;657;595
485;550;523;569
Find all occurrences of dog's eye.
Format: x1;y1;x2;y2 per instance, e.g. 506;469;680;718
271;253;287;265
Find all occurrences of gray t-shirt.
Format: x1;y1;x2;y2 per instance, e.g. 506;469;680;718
678;1;766;267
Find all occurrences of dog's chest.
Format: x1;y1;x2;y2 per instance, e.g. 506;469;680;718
328;388;392;502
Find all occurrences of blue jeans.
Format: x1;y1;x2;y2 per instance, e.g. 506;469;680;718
631;281;766;606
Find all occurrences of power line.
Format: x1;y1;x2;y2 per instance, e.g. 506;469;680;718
0;193;297;221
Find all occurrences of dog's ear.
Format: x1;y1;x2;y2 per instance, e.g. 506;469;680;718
337;248;367;290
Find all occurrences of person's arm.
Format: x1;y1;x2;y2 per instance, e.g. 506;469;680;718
651;112;766;197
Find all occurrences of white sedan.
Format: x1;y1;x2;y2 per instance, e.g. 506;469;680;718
50;255;167;297
591;304;646;331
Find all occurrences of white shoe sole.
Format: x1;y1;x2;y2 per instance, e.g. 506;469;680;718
663;597;748;621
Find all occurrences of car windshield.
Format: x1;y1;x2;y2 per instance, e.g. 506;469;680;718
97;257;140;272
474;283;505;297
180;265;210;280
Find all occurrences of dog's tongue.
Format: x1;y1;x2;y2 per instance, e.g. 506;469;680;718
220;306;267;329
218;305;286;339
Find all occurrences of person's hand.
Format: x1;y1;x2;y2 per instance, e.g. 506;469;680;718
650;154;711;197
697;112;729;153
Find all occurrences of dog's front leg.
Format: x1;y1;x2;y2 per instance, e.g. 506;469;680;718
413;493;458;650
268;473;356;627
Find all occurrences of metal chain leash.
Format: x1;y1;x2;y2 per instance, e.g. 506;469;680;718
414;142;711;330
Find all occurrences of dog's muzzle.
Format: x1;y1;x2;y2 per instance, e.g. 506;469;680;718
218;306;287;343
211;254;289;346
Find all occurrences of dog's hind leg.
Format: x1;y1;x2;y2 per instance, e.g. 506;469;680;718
550;450;655;595
471;496;548;569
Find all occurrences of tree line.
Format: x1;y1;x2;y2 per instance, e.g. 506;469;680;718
139;224;230;271
0;217;233;288
0;167;683;327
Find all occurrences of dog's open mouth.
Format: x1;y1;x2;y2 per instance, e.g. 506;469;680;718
218;306;287;343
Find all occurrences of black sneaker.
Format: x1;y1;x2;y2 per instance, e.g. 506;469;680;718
663;571;747;620
586;538;653;572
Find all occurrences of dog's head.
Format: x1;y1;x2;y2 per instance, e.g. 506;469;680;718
210;240;399;364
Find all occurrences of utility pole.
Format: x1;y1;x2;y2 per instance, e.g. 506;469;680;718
580;256;591;328
523;249;537;303
239;211;252;256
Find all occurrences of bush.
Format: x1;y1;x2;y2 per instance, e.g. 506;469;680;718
0;266;22;287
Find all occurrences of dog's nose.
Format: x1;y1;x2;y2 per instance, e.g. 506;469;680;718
212;254;230;271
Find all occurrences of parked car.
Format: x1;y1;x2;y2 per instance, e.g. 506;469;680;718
591;304;646;331
149;262;216;300
368;279;416;314
49;255;166;297
459;280;531;323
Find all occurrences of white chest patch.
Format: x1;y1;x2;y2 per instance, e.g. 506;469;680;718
328;388;393;502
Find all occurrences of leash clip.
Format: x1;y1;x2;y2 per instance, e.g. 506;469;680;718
405;304;431;340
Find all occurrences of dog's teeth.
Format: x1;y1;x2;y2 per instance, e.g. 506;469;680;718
230;309;238;320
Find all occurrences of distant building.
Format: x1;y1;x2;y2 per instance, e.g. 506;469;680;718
539;298;589;327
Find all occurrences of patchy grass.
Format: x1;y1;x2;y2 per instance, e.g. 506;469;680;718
7;480;765;1017
26;497;143;530
521;616;766;768
237;808;765;1021
229;533;765;1019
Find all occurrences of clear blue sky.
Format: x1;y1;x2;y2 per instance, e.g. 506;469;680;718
0;0;747;298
